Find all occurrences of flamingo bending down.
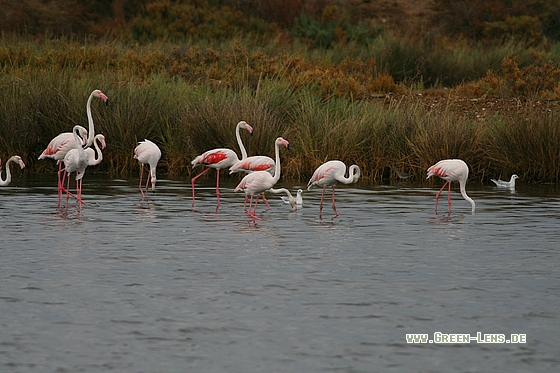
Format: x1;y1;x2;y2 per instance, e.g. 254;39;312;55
427;159;475;214
0;156;26;186
307;160;361;219
280;188;303;208
60;126;89;206
230;153;276;209
491;174;518;189
234;137;290;219
85;134;107;166
191;121;253;211
134;139;162;199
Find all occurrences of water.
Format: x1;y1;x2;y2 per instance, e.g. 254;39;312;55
1;174;559;372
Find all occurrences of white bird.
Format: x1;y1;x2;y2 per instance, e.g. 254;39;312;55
491;174;518;189
0;155;26;186
307;160;360;219
61;125;90;206
134;139;162;199
280;188;303;208
427;159;475;214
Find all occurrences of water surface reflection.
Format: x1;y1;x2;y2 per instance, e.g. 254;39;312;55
1;174;559;372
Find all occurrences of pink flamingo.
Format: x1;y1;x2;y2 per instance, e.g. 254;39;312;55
0;155;26;186
38;89;108;198
39;125;88;198
229;152;276;209
234;137;290;219
60;126;89;207
427;158;475;214
134;139;162;200
191;121;253;211
307;160;361;219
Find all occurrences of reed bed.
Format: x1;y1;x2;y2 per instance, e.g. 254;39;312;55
1;38;559;184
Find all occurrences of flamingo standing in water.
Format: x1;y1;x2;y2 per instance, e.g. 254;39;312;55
38;125;88;197
60;126;89;207
234;137;290;219
0;156;26;186
191;121;253;211
134;139;162;200
38;89;108;198
427;158;475;214
229;149;276;209
307;160;361;219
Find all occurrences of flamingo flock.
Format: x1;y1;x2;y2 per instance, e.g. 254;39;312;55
3;89;503;219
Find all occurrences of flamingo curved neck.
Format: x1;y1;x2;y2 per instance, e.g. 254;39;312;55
87;137;103;165
0;159;13;185
86;92;95;147
271;141;282;183
236;123;248;160
459;181;476;213
338;164;360;184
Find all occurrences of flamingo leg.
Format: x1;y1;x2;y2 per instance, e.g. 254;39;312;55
447;181;452;214
139;164;146;199
248;196;261;220
319;186;326;219
262;192;271;209
144;169;151;200
434;181;449;214
331;186;338;217
215;169;221;211
191;167;211;209
58;166;66;207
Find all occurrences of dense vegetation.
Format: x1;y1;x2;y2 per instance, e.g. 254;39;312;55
1;0;560;183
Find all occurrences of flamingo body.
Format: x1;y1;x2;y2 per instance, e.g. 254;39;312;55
61;126;90;206
134;139;162;198
0;156;26;186
491;174;518;188
229;155;275;175
38;126;88;161
427;159;475;214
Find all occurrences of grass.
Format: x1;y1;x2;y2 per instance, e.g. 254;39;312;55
1;37;559;184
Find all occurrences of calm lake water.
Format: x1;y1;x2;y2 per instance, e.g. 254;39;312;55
1;173;559;372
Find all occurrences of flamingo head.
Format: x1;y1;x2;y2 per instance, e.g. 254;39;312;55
238;121;253;135
12;156;25;169
75;126;88;146
276;137;289;150
93;90;109;106
97;134;107;150
151;176;157;191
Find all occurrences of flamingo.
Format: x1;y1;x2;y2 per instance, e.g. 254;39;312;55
427;159;475;214
85;134;107;166
60;126;89;206
234;137;290;219
191;121;253;211
491;174;519;189
0;156;26;186
280;188;303;208
38;125;88;197
307;160;361;219
38;89;108;198
134;139;162;199
229;152;276;209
